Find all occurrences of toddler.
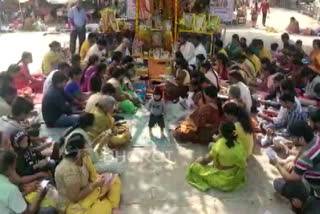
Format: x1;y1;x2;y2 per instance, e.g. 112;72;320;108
147;88;165;138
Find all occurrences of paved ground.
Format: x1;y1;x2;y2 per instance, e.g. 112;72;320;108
1;7;319;213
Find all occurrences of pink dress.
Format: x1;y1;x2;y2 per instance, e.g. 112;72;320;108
14;63;43;93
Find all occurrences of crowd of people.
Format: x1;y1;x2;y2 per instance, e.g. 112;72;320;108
1;12;320;213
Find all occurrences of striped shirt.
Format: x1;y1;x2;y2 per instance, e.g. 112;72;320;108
295;136;320;194
273;102;306;130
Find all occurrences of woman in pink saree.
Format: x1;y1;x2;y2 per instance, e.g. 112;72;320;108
286;17;300;34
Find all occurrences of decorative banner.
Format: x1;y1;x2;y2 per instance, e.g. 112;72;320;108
210;0;234;22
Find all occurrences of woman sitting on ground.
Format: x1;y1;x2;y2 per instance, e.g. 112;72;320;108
309;39;320;74
81;54;100;92
55;133;122;214
86;95;131;148
228;85;246;110
165;57;191;101
199;61;220;89
107;68;137;114
298;67;320;106
121;61;141;107
228;71;252;114
62;113;124;174
223;102;254;158
286;17;300;34
257;57;278;91
14;52;43;93
186;121;247;192
236;54;256;85
42;41;64;76
89;63;107;93
179;78;203;110
65;68;86;109
214;53;230;81
173;85;224;145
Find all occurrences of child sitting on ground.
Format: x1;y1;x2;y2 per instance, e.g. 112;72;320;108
147;88;165;138
64;68;86;109
270;43;280;63
11;130;56;177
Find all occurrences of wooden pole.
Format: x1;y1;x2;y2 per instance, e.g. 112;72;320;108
135;0;139;33
174;0;178;41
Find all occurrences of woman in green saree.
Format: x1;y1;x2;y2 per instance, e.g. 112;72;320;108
186;121;247;192
107;67;137;114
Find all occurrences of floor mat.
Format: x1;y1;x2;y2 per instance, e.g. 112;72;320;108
39;124;68;142
122;103;187;148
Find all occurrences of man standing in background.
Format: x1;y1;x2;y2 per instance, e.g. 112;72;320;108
68;0;87;54
260;0;270;26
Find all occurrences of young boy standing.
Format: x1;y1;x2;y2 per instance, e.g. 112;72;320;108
147;88;165;138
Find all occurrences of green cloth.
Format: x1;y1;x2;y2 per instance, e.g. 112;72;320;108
119;85;137;114
186;137;247;192
119;100;137;114
225;43;241;60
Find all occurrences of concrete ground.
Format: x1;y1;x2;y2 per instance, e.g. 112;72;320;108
1;7;319;213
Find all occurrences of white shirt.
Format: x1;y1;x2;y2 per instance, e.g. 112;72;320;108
0;174;27;214
179;41;195;63
0;97;11;117
84;44;105;64
189;43;207;65
114;44;130;56
236;82;252;113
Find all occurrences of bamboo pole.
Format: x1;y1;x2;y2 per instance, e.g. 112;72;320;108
174;0;178;41
135;0;139;33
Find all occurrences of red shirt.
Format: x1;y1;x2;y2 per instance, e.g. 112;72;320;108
260;2;269;14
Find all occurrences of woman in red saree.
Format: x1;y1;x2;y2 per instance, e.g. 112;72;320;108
173;85;224;145
215;53;229;80
14;52;43;93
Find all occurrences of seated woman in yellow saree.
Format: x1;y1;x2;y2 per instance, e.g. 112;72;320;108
55;133;122;214
223;102;254;158
86;95;131;148
186;121;247;192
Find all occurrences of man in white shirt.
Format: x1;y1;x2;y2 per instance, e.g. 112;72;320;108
0;150;55;214
190;36;207;66
178;36;195;64
68;0;87;54
114;38;131;56
84;38;107;65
